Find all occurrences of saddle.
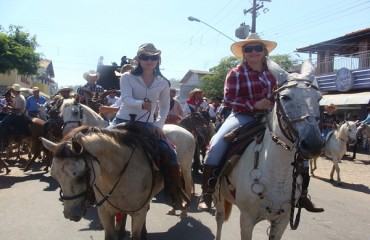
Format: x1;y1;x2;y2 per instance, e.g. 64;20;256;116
218;117;266;176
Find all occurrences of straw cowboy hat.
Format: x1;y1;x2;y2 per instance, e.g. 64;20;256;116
230;33;277;58
83;70;100;81
57;87;73;94
11;84;21;92
188;88;202;98
325;103;337;111
114;64;135;77
32;86;40;92
133;43;161;62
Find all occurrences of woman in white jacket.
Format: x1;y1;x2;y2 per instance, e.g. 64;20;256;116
110;43;189;210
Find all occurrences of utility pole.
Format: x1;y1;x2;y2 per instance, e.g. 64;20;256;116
244;0;271;34
251;0;257;33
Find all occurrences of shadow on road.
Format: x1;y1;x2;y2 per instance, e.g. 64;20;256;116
147;216;214;240
312;175;370;195
0;161;58;191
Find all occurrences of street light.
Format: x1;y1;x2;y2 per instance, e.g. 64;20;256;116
188;16;235;42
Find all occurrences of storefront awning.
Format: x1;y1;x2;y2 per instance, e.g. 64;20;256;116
320;92;370;106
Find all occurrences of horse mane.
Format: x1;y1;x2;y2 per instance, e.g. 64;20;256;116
60;125;144;155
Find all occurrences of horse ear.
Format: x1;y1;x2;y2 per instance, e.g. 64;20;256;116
41;137;58;153
71;140;84;155
299;60;315;83
267;59;289;86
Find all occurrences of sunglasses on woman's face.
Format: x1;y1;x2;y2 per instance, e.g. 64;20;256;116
139;54;159;61
243;45;265;53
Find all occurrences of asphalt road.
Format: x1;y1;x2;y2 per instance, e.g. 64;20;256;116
0;150;369;240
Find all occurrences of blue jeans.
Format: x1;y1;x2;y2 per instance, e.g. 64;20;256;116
109;117;178;165
204;112;255;166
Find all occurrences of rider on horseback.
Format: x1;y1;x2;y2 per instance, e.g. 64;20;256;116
109;43;190;210
0;84;31;149
25;87;47;118
183;88;208;114
197;33;324;213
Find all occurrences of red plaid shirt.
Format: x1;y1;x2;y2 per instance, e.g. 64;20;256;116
224;62;276;112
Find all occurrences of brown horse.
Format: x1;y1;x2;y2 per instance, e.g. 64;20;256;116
180;111;214;173
0;117;49;173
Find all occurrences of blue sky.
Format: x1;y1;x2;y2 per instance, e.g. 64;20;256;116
1;0;369;87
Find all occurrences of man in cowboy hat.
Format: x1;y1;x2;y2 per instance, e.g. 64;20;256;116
183;88;208;115
57;87;73;99
0;84;30;149
77;70;104;101
321;103;338;138
25;86;47;118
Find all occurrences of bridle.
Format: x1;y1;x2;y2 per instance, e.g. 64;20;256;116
271;80;320;148
61;102;84;131
58;149;99;206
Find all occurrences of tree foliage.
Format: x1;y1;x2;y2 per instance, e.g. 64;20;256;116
199;56;240;98
0;25;41;75
199;54;296;97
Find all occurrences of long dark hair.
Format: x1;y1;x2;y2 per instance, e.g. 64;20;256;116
131;63;170;87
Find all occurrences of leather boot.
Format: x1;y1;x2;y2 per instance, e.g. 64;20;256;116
166;165;190;210
299;190;324;213
197;165;217;211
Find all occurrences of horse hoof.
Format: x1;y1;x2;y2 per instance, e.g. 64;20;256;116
329;178;334;182
180;211;188;219
166;208;176;216
337;182;343;186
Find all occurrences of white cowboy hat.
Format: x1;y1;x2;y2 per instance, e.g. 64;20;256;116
83;70;100;81
188;88;202;98
115;64;135;77
230;33;277;58
325;103;337;111
11;84;21;92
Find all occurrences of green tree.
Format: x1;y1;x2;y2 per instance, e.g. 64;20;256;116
199;54;296;97
269;54;296;72
199;56;240;98
0;25;41;75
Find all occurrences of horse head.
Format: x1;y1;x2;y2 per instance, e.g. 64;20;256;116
41;132;97;222
270;60;324;158
339;121;357;144
60;99;84;136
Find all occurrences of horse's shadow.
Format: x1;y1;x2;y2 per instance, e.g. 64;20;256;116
312;175;370;194
0;161;58;191
147;216;214;240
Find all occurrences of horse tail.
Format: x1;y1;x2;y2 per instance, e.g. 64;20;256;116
224;199;233;221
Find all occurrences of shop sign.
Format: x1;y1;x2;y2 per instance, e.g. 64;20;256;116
335;67;353;92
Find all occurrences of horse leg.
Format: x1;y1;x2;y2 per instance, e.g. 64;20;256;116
131;209;148;240
115;212;127;240
0;157;11;174
333;159;342;185
24;154;39;172
192;145;201;174
239;211;254;240
97;208;116;240
268;218;289;240
330;162;335;182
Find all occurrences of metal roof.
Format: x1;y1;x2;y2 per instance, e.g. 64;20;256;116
296;28;370;55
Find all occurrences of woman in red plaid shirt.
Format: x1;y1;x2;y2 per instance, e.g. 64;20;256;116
198;33;278;211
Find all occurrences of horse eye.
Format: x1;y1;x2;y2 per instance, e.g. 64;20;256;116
281;95;291;101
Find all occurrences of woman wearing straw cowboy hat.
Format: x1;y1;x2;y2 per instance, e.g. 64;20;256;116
110;43;189;210
183;88;208;115
198;33;324;213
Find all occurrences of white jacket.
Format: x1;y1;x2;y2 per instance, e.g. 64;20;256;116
115;72;170;129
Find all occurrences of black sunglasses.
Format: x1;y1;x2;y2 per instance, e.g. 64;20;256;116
243;45;265;53
139;54;160;61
